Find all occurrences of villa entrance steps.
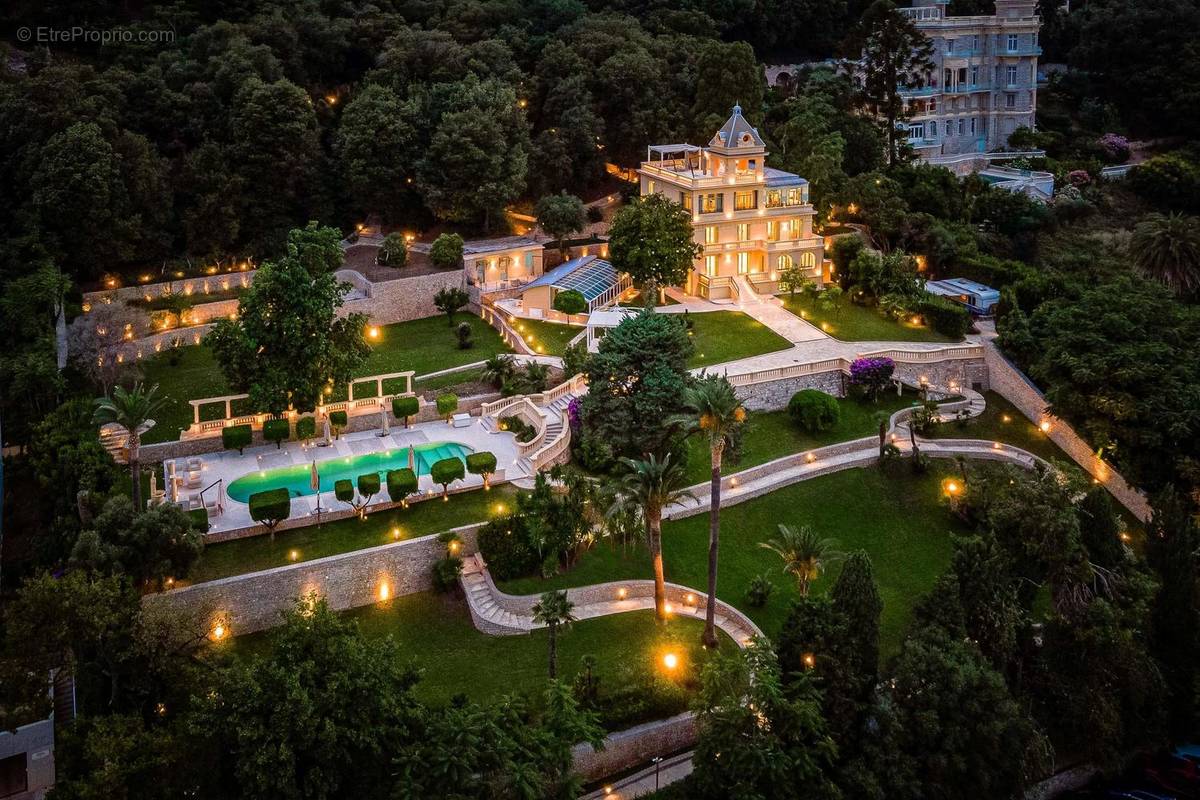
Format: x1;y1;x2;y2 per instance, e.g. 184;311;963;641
733;275;763;306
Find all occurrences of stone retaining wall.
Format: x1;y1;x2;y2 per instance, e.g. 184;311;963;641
981;340;1151;521
83;271;258;307
736;369;845;410
339;270;467;325
572;713;697;784
147;523;485;636
732;357;987;413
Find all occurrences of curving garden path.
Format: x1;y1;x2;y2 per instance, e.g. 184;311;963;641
462;385;1046;641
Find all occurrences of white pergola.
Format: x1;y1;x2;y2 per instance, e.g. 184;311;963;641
585;308;639;351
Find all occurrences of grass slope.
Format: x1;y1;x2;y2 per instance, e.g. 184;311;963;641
233;594;716;719
780;294;955;343
685;310;792;369
499;467;965;658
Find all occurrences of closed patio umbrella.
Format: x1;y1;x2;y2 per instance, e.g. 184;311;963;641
322;413;332;446
311;460;322;525
379;403;390;437
408;444;415;471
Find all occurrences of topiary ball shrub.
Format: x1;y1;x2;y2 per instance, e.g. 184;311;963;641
329;410;348;438
465;451;498;488
334;479;354;503
788;389;841;433
222;423;252;454
386;468;418;503
357;472;381;498
263;418;290;448
436;394;458;421
430;456;465;498
295;416;316;441
249;488;290;529
392;395;419;427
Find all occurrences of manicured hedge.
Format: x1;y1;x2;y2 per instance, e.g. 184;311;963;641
430;456;465;494
222;424;252;454
914;294;971;339
788;389;841;433
248;488;290;526
386;468;418;502
436;394;458;420
188;508;210;532
392;395;419;427
477;517;539;580
357;472;380;497
334;479;354;503
295;416;316;441
263;418;290;448
329;410;348;433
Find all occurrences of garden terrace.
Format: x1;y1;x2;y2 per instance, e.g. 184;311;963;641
232;596;719;730
679;392;918;486
140;314;514;443
682;310;793;368
181;485;520;585
780;293;958;343
512;318;584;356
498;466;970;657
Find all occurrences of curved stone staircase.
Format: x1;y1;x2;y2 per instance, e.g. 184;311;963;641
461;554;763;647
98;420;155;464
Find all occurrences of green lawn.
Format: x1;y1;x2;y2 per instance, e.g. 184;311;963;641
184;486;518;585
780;294;956;343
681;392;918;486
499;467;965;658
685;310;793;369
924;390;1068;465
512;318;584;356
232;593;717;725
140;314;513;444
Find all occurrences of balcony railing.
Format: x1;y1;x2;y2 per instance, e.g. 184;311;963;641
899;85;939;97
1001;46;1042;56
945;83;985;94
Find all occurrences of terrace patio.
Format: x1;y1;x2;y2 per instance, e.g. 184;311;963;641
164;416;527;536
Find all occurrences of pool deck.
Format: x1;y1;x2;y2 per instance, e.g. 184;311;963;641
164;418;526;535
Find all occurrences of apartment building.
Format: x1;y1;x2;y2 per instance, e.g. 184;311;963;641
899;0;1041;158
637;105;826;300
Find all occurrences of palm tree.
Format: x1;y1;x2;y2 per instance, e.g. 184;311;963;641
618;453;696;621
671;375;745;648
760;524;842;596
94;383;164;510
532;589;576;679
1131;212;1200;297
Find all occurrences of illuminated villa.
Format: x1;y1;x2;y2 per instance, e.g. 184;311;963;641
638;105;826;301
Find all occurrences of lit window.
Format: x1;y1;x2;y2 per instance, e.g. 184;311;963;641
705;226;719;244
737;224;750;242
734;190;757;211
737;253;749;274
705;255;718;276
766;220;780;241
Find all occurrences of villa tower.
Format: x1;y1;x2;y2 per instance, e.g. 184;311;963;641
637;106;826;300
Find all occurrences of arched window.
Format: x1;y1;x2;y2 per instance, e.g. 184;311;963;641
799;252;816;268
776;254;793;271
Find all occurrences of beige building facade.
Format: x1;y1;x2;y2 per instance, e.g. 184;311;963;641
638;106;825;300
899;0;1041;158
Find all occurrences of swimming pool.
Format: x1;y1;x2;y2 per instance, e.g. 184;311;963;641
225;442;474;503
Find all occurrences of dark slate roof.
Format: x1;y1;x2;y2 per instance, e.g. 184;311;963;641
764;167;808;187
710;104;765;148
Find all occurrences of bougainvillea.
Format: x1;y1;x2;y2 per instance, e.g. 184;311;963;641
848;357;895;401
567;396;582;433
1068;169;1092;187
1097;133;1130;163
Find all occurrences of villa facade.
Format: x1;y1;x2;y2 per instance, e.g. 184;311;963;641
899;0;1041;158
638;106;826;301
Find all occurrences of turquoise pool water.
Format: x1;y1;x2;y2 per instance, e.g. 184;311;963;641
225;442;474;503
